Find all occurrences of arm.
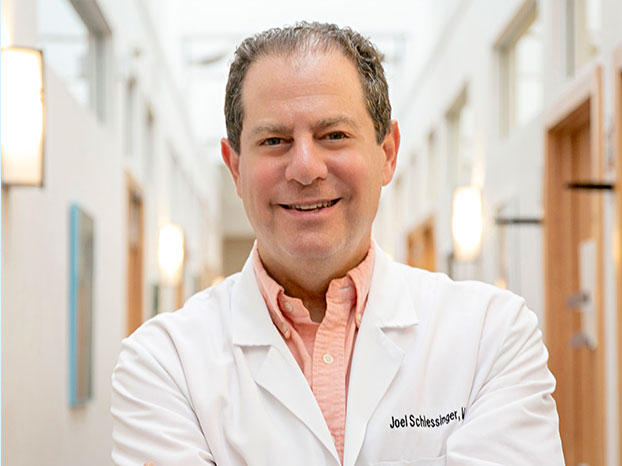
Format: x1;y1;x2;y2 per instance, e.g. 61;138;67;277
111;323;216;466
446;299;565;465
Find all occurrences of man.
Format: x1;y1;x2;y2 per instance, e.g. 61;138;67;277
112;22;564;465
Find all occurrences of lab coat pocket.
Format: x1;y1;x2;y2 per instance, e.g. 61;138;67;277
370;456;446;466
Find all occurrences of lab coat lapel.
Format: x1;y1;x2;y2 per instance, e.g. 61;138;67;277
231;254;340;463
254;345;340;462
343;244;419;466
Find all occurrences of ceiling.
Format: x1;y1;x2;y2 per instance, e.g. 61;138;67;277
151;0;424;161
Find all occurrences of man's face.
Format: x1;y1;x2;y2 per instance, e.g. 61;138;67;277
222;50;399;274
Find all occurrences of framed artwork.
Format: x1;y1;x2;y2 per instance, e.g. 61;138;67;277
69;204;95;407
151;282;160;317
494;199;522;294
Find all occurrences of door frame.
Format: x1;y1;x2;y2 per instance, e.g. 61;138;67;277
406;215;436;271
613;44;622;466
126;173;144;336
543;64;605;464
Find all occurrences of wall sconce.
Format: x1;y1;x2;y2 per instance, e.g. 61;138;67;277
158;223;185;284
452;185;483;262
1;47;45;187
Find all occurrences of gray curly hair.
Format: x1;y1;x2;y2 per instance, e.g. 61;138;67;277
224;21;392;154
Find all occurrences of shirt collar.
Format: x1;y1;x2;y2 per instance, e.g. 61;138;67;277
251;241;375;337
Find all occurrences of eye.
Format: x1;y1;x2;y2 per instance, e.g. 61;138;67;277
324;131;347;140
262;137;283;146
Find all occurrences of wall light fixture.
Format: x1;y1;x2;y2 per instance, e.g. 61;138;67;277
1;47;45;187
452;185;483;262
158;223;185;284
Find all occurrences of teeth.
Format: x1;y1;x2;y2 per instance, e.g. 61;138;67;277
287;200;336;211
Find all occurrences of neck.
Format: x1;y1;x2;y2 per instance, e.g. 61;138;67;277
257;241;370;323
272;273;330;323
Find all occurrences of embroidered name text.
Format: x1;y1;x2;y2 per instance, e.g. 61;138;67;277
389;407;466;429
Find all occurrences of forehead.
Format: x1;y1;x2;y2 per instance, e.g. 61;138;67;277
240;51;368;124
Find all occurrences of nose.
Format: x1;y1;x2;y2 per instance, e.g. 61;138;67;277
284;138;328;185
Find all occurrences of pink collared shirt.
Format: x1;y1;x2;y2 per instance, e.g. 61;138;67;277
252;243;375;463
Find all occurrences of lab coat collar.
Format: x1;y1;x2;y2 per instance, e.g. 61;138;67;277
364;239;419;329
343;240;419;466
231;249;341;463
230;241;419;466
230;241;419;343
231;249;283;348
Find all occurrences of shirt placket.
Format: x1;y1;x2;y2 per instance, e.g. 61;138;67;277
312;282;354;462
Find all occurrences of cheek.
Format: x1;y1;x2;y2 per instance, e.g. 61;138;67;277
333;154;384;199
240;160;281;198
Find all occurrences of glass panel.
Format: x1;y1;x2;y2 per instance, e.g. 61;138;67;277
427;131;438;204
576;0;601;68
38;0;90;108
458;101;473;183
501;7;542;135
568;0;601;75
144;109;155;182
125;79;136;155
447;92;472;186
514;15;542;127
494;199;522;294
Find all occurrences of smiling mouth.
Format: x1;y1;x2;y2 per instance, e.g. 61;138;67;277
281;199;339;212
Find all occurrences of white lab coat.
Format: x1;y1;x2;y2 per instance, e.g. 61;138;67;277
112;243;564;465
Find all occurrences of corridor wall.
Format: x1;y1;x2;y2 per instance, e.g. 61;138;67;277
378;0;622;464
1;0;221;464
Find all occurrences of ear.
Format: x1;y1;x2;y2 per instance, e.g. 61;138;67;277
380;120;400;186
221;138;242;197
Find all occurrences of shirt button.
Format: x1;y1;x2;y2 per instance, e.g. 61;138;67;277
322;352;334;365
284;302;293;312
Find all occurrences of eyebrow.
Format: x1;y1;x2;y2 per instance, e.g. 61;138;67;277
311;116;359;132
248;123;291;139
248;116;359;139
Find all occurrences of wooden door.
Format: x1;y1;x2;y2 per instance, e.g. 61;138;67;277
544;71;605;465
126;176;144;336
407;216;436;272
614;46;622;466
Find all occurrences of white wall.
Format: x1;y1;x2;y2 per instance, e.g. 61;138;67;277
1;0;221;463
2;0;620;463
379;0;621;464
2;64;123;465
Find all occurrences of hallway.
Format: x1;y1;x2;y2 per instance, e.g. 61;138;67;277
1;0;621;464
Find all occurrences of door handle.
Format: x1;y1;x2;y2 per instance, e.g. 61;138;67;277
566;291;590;309
570;331;596;349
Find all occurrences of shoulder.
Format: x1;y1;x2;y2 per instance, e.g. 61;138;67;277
388;260;525;309
383;263;548;388
120;273;242;363
384;260;536;338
